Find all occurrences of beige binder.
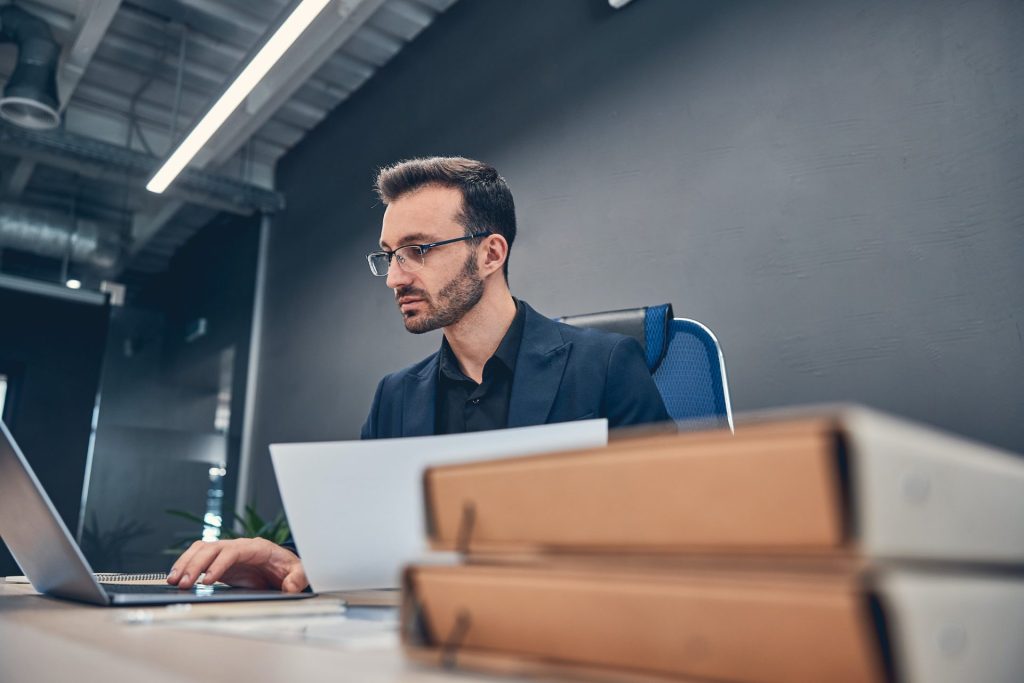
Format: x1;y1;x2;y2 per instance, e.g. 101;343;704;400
402;562;1024;683
402;563;886;683
423;406;1024;564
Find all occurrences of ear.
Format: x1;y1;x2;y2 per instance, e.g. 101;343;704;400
479;234;508;278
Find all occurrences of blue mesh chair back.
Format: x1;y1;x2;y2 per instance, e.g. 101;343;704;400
558;304;733;431
653;317;733;431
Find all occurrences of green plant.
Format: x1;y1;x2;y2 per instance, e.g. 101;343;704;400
165;505;290;553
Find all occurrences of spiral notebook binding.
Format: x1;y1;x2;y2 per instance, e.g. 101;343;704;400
94;572;167;582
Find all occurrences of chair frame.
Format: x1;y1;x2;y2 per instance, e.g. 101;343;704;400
661;317;734;433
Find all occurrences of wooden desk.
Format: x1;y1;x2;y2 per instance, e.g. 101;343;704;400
0;582;509;683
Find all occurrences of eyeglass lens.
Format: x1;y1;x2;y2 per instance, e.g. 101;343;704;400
370;245;424;276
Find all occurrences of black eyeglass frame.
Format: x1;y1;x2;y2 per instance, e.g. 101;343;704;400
367;231;491;276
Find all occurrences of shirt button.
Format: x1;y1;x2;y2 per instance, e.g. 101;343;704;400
470;398;481;405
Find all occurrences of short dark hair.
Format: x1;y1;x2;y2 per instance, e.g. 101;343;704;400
375;156;516;279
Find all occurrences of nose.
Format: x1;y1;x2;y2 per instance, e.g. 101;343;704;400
385;260;413;289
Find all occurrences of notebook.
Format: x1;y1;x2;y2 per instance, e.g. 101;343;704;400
0;419;313;605
4;572;169;585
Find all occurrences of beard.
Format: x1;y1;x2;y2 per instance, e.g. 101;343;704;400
395;253;485;334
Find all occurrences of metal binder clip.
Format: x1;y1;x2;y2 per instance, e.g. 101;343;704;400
455;500;476;554
440;609;472;669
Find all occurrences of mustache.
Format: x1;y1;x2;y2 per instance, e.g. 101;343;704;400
394;286;428;301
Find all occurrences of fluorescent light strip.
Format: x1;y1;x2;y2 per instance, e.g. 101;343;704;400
146;0;333;194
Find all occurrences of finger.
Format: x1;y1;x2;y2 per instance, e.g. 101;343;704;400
178;543;223;590
280;564;309;593
167;540;207;584
199;547;240;586
230;537;269;565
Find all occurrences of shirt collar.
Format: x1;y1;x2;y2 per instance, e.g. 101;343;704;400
438;298;526;381
492;297;526;372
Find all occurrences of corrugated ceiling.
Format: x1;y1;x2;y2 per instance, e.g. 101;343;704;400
0;0;457;289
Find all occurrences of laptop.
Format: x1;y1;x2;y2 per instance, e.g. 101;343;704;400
0;420;312;605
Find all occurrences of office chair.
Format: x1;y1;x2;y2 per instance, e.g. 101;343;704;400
558;304;734;431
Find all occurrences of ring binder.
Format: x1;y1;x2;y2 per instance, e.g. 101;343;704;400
404;406;1024;683
455;501;476;555
441;609;472;669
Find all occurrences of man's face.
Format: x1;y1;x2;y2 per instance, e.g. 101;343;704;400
379;185;485;334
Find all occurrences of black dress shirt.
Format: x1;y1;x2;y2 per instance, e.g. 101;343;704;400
435;299;526;435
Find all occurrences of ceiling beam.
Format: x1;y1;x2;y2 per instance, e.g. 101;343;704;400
0;122;283;215
61;99;281;182
175;0;267;37
4;159;36;197
0;272;107;305
57;0;123;109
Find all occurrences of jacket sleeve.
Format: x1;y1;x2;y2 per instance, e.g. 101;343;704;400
360;377;386;440
603;336;671;429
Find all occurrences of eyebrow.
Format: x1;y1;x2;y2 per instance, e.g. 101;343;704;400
379;232;434;250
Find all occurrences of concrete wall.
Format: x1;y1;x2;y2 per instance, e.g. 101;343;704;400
251;0;1024;511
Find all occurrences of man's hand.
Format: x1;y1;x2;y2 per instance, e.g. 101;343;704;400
166;538;308;593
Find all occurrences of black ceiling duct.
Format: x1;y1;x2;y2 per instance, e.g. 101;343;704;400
0;6;60;130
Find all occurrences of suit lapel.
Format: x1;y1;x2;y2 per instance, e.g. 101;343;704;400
507;303;571;428
401;353;439;437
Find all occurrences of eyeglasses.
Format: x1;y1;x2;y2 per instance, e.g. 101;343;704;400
367;231;490;276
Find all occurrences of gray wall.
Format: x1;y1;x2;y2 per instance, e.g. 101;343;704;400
251;0;1024;511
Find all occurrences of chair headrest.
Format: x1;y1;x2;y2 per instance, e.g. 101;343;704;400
557;303;674;372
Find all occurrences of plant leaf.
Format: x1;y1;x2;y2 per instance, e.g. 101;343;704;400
244;505;264;536
166;509;209;527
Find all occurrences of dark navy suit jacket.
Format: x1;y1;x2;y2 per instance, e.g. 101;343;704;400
360;301;669;439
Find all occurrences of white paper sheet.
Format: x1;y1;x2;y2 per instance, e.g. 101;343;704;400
271;419;608;591
164;615;399;651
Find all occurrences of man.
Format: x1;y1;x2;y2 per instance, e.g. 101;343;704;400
167;157;669;593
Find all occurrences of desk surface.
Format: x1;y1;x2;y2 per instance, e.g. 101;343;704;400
0;582;514;683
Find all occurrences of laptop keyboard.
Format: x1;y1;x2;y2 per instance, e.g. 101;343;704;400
102;582;228;594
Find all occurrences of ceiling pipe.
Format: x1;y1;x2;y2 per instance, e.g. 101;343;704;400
0;202;119;270
0;6;61;130
0;122;284;215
